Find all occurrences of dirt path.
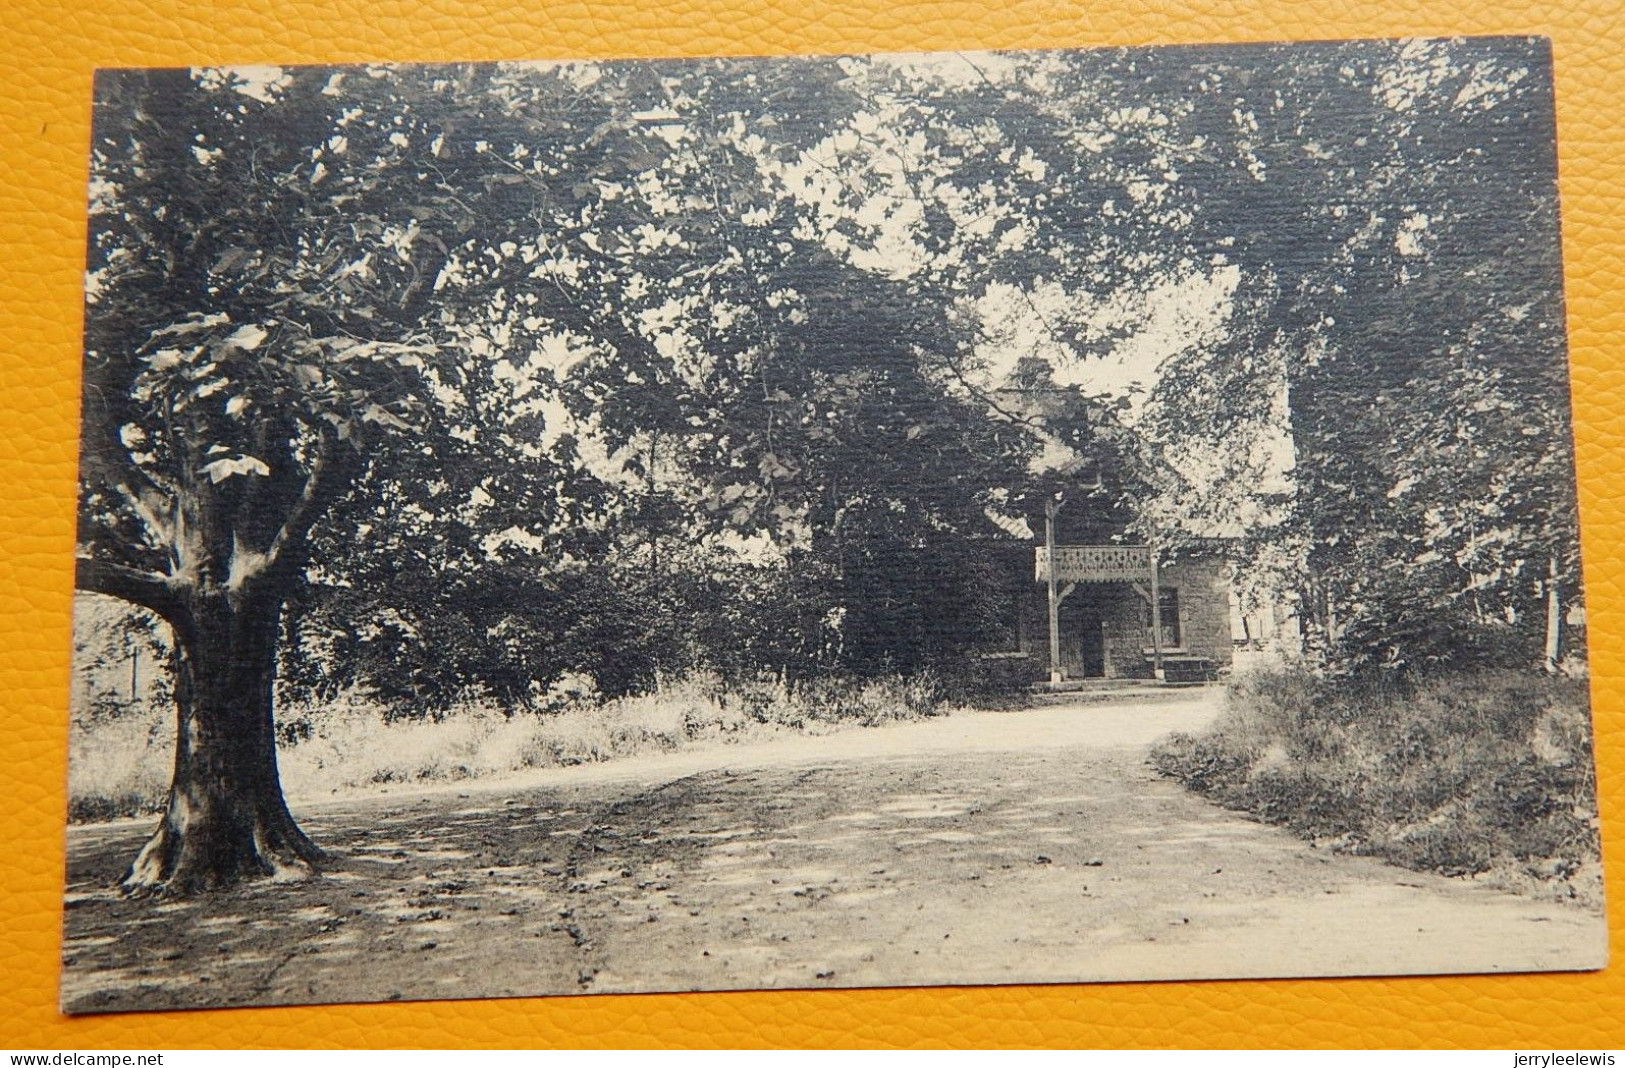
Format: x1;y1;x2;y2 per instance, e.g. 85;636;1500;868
60;693;1606;1013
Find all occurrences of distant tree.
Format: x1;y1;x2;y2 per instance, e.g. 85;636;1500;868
70;595;173;717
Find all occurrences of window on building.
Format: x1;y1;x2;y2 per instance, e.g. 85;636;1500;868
1145;587;1181;648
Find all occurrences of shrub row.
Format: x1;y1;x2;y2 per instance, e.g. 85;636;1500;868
1150;667;1600;898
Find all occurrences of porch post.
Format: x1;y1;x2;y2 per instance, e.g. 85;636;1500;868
1045;498;1062;684
1149;542;1165;682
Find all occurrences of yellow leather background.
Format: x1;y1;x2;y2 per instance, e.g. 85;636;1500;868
2;0;1622;1049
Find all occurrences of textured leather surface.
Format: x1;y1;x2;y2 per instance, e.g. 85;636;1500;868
1;0;1621;1049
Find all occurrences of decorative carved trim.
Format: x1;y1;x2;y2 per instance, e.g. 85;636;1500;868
1035;544;1152;584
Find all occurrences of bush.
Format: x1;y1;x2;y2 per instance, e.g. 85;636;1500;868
924;654;1041;708
1150;667;1600;898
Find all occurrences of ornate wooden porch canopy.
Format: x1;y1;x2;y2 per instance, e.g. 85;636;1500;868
1035;533;1168;685
1034;544;1152;584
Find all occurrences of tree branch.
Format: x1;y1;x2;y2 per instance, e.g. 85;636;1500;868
263;428;358;576
111;480;177;560
75;556;185;624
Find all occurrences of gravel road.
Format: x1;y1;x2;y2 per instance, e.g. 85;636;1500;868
61;692;1606;1013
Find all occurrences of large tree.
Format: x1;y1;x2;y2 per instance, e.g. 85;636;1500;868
78;56;1004;891
76;63;650;892
1119;38;1576;671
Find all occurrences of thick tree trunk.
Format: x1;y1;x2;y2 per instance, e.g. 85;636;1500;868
121;586;322;896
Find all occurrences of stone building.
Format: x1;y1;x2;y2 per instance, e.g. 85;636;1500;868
977;536;1234;685
1033;544;1233;682
969;370;1240;685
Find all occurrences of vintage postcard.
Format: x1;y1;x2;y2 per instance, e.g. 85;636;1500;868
62;37;1604;1013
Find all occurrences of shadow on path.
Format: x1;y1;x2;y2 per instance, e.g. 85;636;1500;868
61;695;1606;1013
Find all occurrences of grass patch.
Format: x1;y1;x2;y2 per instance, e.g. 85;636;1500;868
66;709;172;823
68;671;945;821
1150;668;1602;903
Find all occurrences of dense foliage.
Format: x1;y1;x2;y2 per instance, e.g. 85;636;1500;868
74;41;1584;889
1128;39;1578;670
84;44;1580;703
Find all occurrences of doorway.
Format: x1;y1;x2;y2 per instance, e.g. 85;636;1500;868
1060;598;1107;678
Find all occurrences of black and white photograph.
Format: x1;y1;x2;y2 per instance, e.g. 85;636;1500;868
63;37;1605;1013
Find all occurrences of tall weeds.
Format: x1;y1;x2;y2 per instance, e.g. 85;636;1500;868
1150;668;1601;901
68;671;945;822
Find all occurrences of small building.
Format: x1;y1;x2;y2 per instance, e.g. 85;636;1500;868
976;537;1233;684
1032;541;1233;682
968;369;1238;685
